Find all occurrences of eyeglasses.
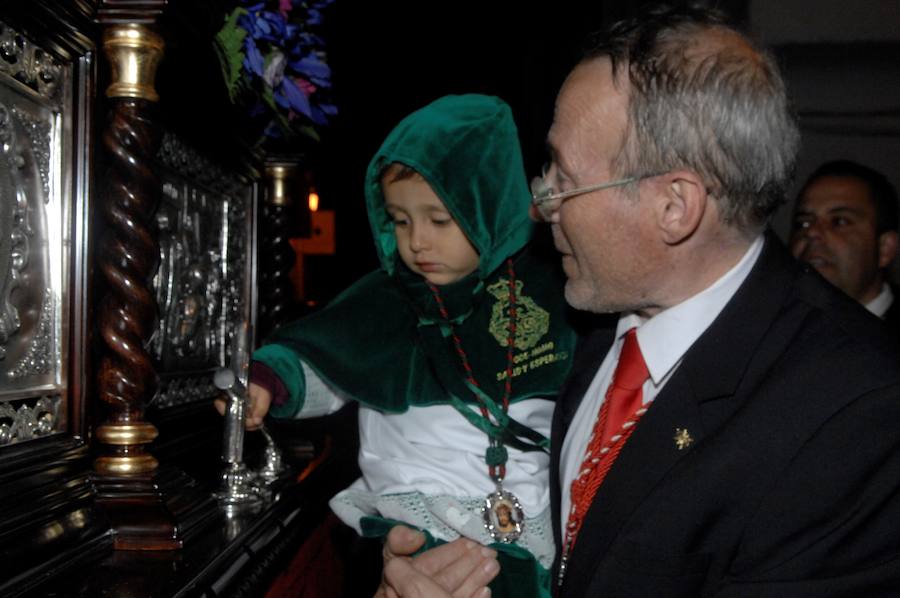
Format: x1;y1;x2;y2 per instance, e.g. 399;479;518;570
529;163;640;220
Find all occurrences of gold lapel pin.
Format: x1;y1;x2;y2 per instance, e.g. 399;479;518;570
674;428;693;450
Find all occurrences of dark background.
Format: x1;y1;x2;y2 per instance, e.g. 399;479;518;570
159;1;680;303
307;1;608;300
163;0;900;306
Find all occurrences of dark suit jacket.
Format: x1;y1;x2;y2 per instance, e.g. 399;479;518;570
551;233;900;597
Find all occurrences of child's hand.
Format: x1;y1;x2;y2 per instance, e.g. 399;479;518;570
212;382;272;431
244;383;272;430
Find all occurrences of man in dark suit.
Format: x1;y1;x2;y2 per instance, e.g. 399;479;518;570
790;160;900;336
378;6;900;597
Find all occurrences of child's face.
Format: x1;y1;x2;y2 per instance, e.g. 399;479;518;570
383;177;480;285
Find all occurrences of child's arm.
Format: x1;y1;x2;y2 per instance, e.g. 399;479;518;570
215;353;348;428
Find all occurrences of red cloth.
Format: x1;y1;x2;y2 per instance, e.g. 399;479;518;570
564;328;649;553
264;514;344;598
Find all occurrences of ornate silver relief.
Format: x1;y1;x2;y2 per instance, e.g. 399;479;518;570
0;23;68;444
11;106;51;199
0;21;62;104
9;291;55;379
155;373;219;409
0;102;29;361
0;394;61;445
157;132;248;196
152;133;254;408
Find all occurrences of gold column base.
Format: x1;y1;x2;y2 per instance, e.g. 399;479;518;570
95;422;159;445
94;422;160;475
94;453;160;476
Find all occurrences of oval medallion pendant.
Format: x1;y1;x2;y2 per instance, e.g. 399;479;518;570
482;488;525;543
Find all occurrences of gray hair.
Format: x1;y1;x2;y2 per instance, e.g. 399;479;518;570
583;5;800;233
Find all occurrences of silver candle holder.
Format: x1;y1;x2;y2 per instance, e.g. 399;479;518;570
213;368;286;511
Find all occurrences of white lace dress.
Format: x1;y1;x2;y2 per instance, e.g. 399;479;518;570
297;361;556;569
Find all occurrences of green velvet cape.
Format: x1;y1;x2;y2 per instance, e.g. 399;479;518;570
253;94;575;421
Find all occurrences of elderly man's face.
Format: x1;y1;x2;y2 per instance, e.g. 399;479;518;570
546;58;661;314
790;175;893;304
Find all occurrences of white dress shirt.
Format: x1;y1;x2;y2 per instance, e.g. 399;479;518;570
865;282;894;318
559;236;765;536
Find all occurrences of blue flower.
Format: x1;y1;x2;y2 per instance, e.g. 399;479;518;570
278;77;312;118
260;11;287;39
218;0;337;142
290;56;331;86
242;37;265;76
305;9;322;26
308;106;327;125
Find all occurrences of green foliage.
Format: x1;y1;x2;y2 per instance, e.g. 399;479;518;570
214;7;248;102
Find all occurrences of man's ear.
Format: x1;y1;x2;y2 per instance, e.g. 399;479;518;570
655;170;708;245
877;230;899;269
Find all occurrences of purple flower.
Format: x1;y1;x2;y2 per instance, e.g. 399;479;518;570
295;77;316;96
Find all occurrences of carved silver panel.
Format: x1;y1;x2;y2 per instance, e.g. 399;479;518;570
0;21;63;106
152;133;255;408
0;22;70;444
0;394;61;445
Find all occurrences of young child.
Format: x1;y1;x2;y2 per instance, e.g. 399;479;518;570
247;94;575;597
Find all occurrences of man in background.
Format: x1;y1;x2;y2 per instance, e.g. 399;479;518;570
790;159;900;329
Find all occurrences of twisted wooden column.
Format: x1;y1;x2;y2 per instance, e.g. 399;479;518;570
258;161;300;338
90;21;202;552
94;23;164;477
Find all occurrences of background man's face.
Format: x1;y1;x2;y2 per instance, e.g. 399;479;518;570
790;175;889;303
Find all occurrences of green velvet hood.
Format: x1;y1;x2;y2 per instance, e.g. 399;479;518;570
254;95;575;417
365;94;535;278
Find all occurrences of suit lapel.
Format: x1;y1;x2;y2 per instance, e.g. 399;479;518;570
558;232;800;594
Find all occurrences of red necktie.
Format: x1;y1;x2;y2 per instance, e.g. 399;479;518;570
564;327;649;554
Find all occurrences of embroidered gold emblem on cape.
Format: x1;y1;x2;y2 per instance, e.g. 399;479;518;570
487;278;550;350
